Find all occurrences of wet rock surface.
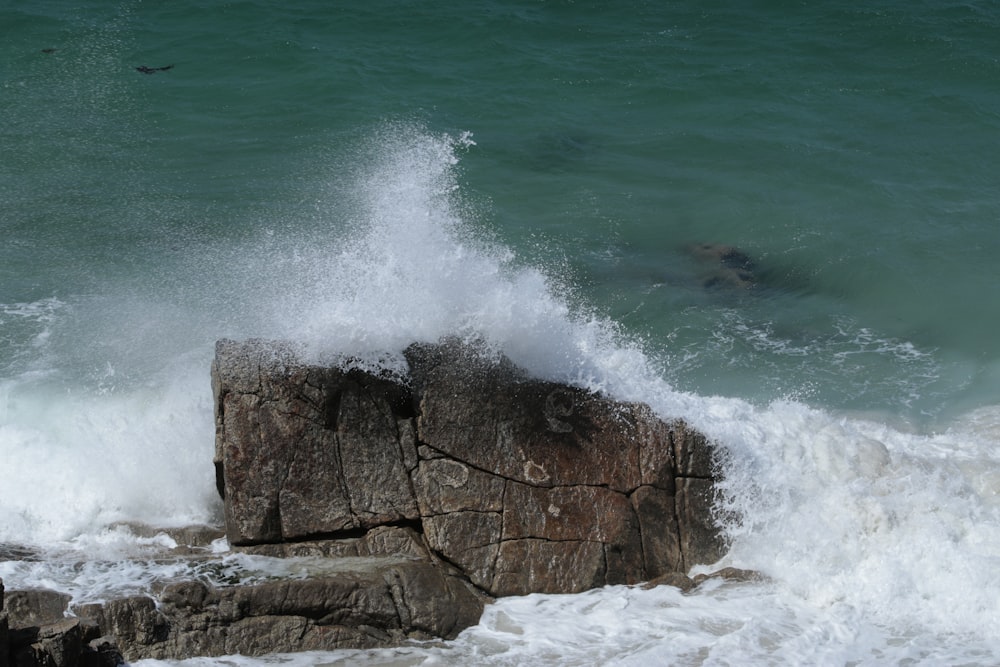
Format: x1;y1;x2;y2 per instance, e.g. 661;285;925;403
72;545;482;660
2;337;725;663
214;338;725;597
2;584;120;667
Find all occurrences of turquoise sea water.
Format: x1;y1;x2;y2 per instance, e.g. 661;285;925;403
6;0;1000;420
3;2;1000;664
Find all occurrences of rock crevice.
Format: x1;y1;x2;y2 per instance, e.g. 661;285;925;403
215;338;725;597
3;337;726;665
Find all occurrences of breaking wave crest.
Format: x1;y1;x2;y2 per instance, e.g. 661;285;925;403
1;124;998;663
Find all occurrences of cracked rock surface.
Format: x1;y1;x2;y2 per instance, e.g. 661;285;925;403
214;338;725;598
74;544;482;661
1;339;726;664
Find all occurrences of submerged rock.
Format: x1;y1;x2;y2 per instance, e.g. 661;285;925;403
642;567;766;593
0;547;40;563
691;567;765;586
134;65;173;75
689;243;758;289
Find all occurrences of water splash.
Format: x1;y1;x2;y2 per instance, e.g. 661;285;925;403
2;124;999;663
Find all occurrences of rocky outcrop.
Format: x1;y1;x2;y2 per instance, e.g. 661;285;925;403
2;527;483;664
213;338;724;597
2;587;120;667
72;532;481;660
3;337;726;664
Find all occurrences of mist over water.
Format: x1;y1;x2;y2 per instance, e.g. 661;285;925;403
271;126;645;389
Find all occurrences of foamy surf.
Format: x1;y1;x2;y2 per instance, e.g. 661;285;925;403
2;126;999;664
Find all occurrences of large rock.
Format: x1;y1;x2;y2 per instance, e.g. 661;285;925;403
1;338;725;664
213;338;725;597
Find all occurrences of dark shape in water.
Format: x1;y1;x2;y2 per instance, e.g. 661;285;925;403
689;243;757;289
41;48;56;54
136;64;174;74
0;543;40;561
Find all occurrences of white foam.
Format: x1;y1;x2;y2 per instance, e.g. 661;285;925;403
699;400;1000;637
0;297;67;379
262;124;637;386
0;538;378;607
0;357;220;548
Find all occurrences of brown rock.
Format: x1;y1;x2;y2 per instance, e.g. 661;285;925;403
501;482;636;543
631;485;683;573
236;525;429;559
213;338;725;600
411;459;505;515
212;339;419;544
642;572;696;592
1;578;7;667
407;342;650;492
692;567;766;586
84;559;483;661
672;423;715;479
4;590;70;631
676;478;727;568
492;540;606;595
423;511;502;591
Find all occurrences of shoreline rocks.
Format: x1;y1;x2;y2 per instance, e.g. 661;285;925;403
2;337;727;664
75;541;483;660
2;586;121;667
1;578;7;667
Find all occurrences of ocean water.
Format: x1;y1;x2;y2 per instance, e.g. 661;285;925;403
2;1;1000;664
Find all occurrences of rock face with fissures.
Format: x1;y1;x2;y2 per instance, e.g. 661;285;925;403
0;339;727;665
213;338;725;598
